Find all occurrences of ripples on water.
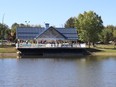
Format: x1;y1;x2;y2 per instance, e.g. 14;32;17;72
0;56;116;87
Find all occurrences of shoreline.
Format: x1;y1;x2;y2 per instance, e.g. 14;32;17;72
0;53;17;58
0;47;116;58
91;52;116;56
0;52;116;58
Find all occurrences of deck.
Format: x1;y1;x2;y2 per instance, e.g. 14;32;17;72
16;43;86;48
16;43;88;58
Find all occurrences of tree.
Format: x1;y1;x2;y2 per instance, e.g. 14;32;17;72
11;23;19;32
75;11;103;47
65;17;76;28
113;29;116;38
106;25;115;41
0;23;9;40
99;28;113;44
11;23;20;41
4;29;11;40
11;23;28;41
99;25;116;44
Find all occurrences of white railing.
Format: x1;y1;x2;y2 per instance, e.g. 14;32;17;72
16;43;86;48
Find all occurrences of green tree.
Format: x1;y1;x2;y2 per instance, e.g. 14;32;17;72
75;11;103;47
99;28;113;44
5;29;11;40
65;17;76;28
11;23;20;41
0;23;9;40
113;29;116;38
11;23;19;32
106;25;115;40
100;25;115;44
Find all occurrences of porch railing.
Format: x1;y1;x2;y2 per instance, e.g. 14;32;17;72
16;43;86;48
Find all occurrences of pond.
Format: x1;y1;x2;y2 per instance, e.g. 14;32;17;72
0;56;116;87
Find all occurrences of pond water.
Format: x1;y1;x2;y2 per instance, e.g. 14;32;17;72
0;56;116;87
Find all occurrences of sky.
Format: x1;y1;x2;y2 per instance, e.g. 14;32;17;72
0;0;116;27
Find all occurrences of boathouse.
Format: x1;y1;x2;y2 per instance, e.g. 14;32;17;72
16;24;87;57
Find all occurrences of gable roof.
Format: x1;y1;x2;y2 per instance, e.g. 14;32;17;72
16;27;78;40
36;27;66;40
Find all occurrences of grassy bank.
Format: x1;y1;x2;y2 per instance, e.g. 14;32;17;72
0;46;17;58
0;46;17;53
87;44;116;56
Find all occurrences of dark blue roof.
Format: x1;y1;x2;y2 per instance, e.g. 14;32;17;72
16;27;44;40
16;27;78;40
56;28;78;40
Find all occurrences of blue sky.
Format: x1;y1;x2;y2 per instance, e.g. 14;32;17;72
0;0;116;27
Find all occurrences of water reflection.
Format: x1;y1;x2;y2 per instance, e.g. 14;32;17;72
0;56;116;87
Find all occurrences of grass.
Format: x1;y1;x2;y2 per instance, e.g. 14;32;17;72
95;44;116;52
0;45;17;53
95;44;115;48
88;44;116;56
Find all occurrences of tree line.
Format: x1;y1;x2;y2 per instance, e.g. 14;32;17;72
0;10;116;46
65;11;116;47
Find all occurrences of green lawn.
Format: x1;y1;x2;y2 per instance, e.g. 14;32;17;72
88;44;116;56
95;44;115;49
0;46;17;53
95;44;116;52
